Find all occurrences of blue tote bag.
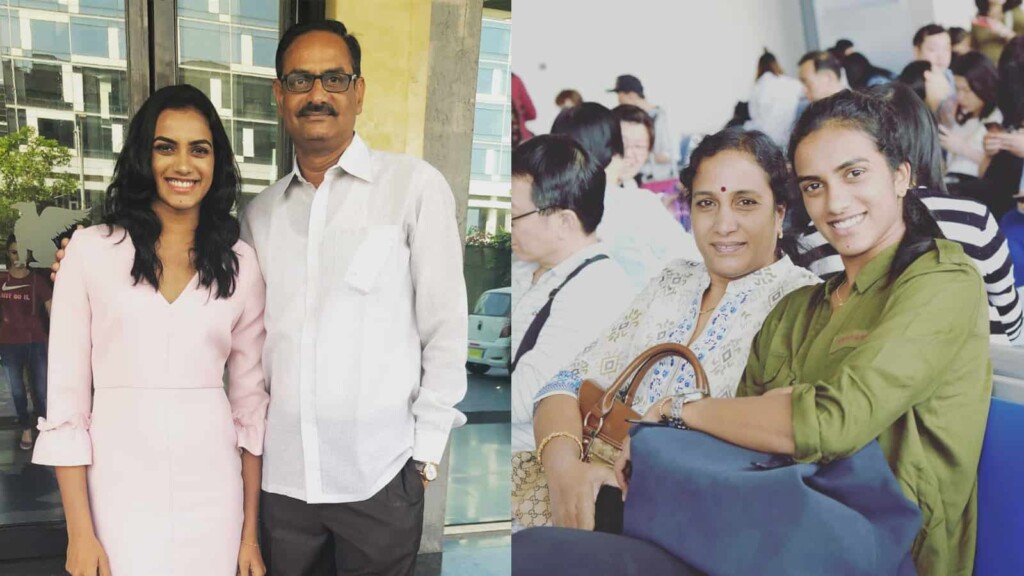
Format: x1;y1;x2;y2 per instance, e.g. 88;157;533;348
623;425;922;576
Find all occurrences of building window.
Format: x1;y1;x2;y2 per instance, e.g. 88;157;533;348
480;22;510;58
233;75;276;120
78;66;130;116
9;60;72;110
71;17;125;60
37;117;75;148
179;19;231;68
474;104;505;138
29;19;72;61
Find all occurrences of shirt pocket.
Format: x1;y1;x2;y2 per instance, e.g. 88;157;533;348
829;329;870;355
343;225;402;294
760;351;795;391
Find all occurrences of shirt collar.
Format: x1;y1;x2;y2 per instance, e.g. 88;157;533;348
825;242;900;297
287;132;374;185
527;242;609;287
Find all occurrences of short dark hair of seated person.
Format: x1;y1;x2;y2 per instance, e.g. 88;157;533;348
512;134;607;235
550;102;623;170
913;23;949;49
798;50;843;79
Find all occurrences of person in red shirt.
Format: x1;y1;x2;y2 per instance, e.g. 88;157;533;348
512;72;537;142
0;235;52;450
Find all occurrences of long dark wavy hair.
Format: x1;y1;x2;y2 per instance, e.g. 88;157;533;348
787;90;944;285
103;84;241;299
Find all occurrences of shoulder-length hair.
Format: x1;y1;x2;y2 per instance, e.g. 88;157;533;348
950;51;1000;123
102;84;241;299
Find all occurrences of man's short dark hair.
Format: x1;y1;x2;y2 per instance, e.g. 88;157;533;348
276;20;362;79
512;135;606;234
550;102;624;170
913;24;948;48
798;50;843;78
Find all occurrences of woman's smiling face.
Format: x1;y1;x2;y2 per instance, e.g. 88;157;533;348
689;150;784;284
794;125;910;270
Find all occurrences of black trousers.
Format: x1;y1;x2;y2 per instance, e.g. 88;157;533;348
261;459;425;576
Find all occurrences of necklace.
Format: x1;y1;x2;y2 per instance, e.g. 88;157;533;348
833;278;849;307
699;305;715;315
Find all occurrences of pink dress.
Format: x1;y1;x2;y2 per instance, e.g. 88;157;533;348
32;226;269;576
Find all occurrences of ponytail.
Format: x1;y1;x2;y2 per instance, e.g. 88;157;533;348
889;189;944;285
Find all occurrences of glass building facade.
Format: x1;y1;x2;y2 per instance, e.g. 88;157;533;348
466;15;511;235
0;0;130;211
0;0;280;213
177;0;280;198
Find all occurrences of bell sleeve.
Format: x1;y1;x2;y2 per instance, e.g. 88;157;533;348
32;229;95;466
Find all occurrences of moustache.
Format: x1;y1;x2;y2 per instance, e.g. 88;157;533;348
298;103;338;117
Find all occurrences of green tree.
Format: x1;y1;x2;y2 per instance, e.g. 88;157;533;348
0;126;79;238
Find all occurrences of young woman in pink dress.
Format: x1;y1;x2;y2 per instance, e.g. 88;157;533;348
32;84;269;576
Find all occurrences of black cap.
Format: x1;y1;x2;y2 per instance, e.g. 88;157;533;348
609;74;644;96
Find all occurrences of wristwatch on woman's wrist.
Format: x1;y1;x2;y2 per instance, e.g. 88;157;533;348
661;390;707;429
414;461;438;482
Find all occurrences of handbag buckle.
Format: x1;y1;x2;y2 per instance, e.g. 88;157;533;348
582;412;605;462
583;412;605;435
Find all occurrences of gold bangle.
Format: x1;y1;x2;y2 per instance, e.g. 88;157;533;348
241;540;260;548
537;432;583;466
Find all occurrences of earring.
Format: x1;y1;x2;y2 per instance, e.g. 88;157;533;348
777;230;783;239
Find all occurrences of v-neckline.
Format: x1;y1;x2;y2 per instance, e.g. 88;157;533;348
157;272;199;307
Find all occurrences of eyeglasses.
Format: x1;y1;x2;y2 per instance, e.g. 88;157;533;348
511;206;556;222
280;71;360;93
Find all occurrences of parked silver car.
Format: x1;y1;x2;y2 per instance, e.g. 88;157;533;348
467;287;511;374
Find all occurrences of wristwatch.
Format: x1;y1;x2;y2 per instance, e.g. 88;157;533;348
663;390;708;429
414;461;438;482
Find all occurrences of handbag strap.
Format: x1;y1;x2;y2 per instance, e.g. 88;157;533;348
598;342;709;415
510;254;609;373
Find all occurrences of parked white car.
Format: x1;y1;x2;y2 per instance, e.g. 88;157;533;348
467;287;511;374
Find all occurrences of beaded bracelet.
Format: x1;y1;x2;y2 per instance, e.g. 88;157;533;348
537;431;584;466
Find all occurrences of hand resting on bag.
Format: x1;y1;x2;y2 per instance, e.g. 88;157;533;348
545;456;618;531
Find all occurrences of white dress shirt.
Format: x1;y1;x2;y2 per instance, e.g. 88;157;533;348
510;243;636;452
599;183;702;290
240;134;468;503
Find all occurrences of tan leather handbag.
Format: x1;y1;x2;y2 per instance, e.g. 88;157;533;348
577;342;709;466
512;342;708;528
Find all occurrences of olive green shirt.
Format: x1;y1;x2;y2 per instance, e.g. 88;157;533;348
738;240;992;576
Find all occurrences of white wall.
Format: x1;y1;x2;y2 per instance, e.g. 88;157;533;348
515;0;807;143
931;0;976;30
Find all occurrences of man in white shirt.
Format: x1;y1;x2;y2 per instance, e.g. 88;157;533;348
240;20;467;575
551;102;702;290
509;135;635;453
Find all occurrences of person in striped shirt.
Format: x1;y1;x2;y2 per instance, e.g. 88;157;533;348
789;82;1023;344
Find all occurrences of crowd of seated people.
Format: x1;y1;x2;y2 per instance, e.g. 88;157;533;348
510;10;1024;576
